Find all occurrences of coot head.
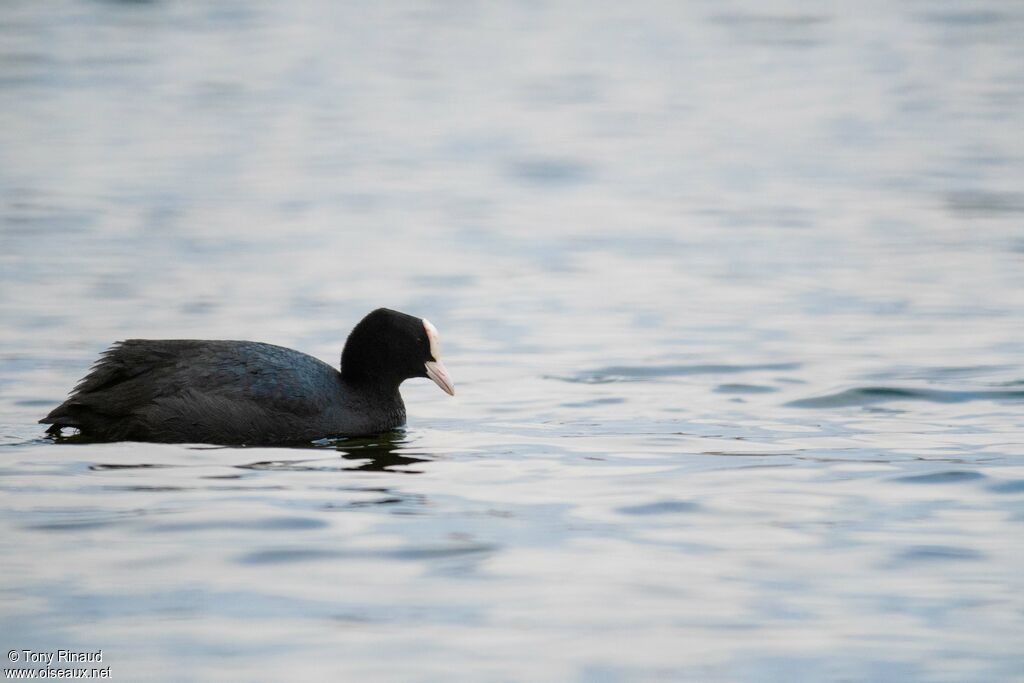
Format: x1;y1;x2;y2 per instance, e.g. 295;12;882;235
340;308;455;395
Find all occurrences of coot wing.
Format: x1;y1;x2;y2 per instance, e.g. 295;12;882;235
41;340;339;440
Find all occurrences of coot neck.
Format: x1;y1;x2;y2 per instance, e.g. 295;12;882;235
339;368;405;401
337;373;407;431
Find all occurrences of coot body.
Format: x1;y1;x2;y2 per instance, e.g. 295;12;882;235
40;308;454;445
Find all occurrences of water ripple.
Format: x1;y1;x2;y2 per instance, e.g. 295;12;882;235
553;363;800;384
786;386;1024;408
889;545;986;565
240;543;498;565
893;471;986;484
618;500;700;515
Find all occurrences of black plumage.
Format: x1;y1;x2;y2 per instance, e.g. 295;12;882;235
40;308;454;445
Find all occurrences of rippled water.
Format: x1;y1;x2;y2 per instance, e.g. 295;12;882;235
2;1;1024;681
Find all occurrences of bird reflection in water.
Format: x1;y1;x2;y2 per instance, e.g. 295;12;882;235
329;431;430;472
73;431;431;474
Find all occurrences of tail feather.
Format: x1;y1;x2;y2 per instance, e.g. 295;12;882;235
40;400;129;439
39;340;176;439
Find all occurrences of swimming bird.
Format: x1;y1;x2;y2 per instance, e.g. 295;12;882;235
40;308;454;445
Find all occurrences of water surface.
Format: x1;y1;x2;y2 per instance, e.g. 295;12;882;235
2;1;1023;681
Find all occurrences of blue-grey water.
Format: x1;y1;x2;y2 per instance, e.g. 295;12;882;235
2;1;1023;681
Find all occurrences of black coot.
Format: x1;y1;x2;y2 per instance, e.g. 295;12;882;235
40;308;455;445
